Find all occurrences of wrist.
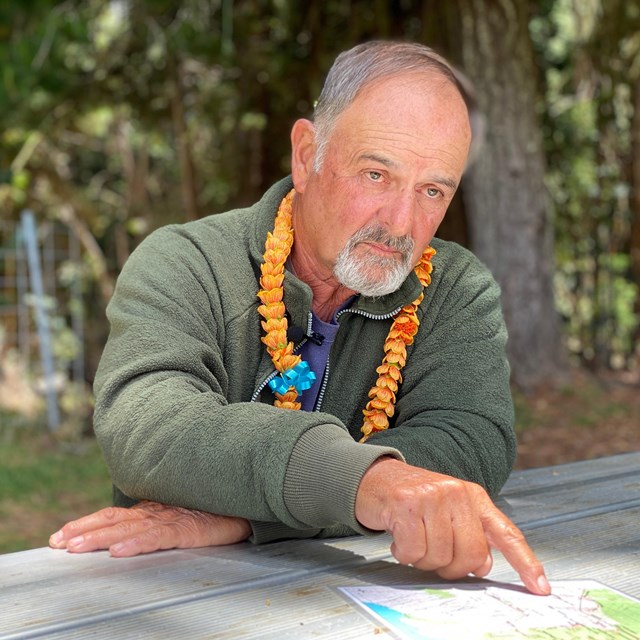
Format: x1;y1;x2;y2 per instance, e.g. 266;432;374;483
355;456;405;530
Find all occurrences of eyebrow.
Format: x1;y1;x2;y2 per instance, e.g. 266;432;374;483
360;153;398;168
359;153;459;192
432;175;459;192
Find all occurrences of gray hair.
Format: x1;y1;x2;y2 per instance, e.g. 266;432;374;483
312;41;484;171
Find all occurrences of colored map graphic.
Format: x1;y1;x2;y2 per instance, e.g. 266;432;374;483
339;580;640;639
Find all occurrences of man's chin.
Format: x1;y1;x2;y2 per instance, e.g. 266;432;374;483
337;269;409;297
334;248;413;297
358;284;399;298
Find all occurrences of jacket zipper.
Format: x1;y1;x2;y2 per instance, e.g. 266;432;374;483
252;307;401;407
335;305;403;322
314;356;330;410
313;306;402;411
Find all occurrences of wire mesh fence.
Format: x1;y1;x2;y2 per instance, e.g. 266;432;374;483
0;214;86;431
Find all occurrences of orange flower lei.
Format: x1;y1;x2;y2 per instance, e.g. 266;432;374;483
257;189;435;441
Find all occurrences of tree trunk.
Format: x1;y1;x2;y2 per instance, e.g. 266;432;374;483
449;0;567;391
630;77;640;363
169;58;200;222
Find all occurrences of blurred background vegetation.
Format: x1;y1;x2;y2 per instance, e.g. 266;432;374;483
0;0;639;552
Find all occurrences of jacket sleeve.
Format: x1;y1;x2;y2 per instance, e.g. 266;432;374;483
93;227;401;536
362;244;516;498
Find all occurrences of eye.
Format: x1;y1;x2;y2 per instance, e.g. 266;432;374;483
366;170;384;182
425;187;441;198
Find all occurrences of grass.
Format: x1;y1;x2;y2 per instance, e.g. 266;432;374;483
513;374;634;434
511;370;639;469
0;423;112;554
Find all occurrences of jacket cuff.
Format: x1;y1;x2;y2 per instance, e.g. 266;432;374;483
283;423;404;534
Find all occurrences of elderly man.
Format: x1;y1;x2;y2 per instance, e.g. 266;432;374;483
50;41;550;596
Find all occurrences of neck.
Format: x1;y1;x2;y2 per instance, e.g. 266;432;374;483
290;192;356;321
290;248;355;322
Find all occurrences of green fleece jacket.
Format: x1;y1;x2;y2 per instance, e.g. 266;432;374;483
93;177;515;543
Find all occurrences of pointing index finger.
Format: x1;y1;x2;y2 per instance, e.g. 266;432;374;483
482;505;551;595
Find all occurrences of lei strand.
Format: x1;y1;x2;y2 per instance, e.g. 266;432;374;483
257;189;435;441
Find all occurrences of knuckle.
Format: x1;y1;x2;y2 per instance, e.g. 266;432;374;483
429;549;454;570
501;522;526;544
114;518;149;538
100;506;127;522
435;550;488;580
128;526;167;554
426;477;466;500
144;525;167;542
62;506;126;535
437;564;470;580
410;555;447;573
391;544;424;567
390;485;421;506
467;548;489;572
61;520;81;536
469;482;490;500
439;479;467;501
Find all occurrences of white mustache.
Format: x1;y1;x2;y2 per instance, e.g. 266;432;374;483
347;225;414;257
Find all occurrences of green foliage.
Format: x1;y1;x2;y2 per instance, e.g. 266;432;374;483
0;424;111;553
1;0;638;385
531;0;640;370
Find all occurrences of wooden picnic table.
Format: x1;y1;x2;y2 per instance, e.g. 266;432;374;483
1;451;638;639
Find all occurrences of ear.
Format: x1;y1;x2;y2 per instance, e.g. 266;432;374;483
290;119;317;193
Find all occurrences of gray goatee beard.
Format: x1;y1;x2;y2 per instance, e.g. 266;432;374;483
333;225;415;297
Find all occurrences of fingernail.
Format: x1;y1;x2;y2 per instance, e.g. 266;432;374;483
537;575;551;594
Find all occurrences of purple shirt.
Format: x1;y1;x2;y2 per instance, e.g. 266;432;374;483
298;298;356;411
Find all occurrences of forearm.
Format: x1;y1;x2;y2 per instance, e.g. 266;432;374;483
95;377;402;531
363;245;516;497
365;343;516;497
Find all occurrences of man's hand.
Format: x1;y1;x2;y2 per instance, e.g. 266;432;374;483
355;457;550;595
49;501;251;556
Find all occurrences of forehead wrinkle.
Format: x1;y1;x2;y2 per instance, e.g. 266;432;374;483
350;127;469;164
356;144;466;169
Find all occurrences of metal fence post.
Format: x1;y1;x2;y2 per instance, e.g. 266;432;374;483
20;210;60;432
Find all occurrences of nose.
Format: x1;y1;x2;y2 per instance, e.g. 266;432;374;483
377;188;415;237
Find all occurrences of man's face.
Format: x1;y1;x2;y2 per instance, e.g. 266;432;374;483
291;71;471;295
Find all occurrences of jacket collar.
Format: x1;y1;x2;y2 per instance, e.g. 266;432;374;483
248;177;425;330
